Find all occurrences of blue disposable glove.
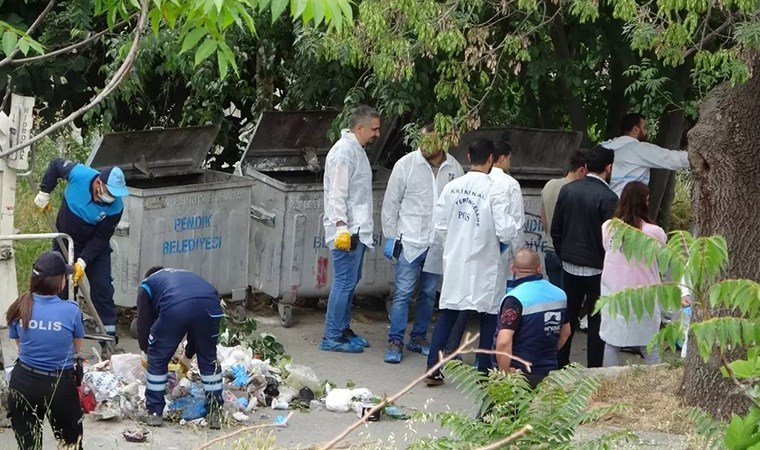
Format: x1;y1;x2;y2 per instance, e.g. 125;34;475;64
499;242;509;254
384;239;396;260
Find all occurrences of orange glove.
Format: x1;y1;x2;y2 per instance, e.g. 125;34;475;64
73;259;86;285
34;191;52;213
140;352;148;369
335;226;351;252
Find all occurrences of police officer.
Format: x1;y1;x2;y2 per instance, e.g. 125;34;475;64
6;251;85;449
34;158;129;342
135;267;224;428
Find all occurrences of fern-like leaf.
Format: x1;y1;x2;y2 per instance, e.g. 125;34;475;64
441;360;490;410
691;317;760;361
687;407;726;449
709;279;760;318
595;283;682;322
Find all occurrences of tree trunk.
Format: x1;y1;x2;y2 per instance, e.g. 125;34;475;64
682;50;760;419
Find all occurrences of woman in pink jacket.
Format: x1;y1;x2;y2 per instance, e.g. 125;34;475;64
600;181;666;367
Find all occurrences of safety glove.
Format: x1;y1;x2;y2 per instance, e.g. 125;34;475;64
34;191;52;213
335;225;352;251
73;258;86;285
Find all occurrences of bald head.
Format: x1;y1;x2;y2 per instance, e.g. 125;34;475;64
512;249;541;277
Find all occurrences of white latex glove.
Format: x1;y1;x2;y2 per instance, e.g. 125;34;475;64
34;191;51;210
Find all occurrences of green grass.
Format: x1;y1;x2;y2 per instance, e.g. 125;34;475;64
12;136;85;290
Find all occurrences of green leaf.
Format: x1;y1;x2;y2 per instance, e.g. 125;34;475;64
2;30;18;56
194;38;217;66
217;50;229;79
291;0;307;17
17;37;29;55
180;28;207;54
726;414;760;449
271;0;288;22
312;0;325;26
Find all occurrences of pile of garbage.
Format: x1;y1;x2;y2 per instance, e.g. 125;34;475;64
77;342;393;427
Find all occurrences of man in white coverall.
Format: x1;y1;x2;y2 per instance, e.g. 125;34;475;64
381;123;464;364
425;138;518;386
443;139;525;355
602;113;689;197
321;105;381;353
489;139;525;282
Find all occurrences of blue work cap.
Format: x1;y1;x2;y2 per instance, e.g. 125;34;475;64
99;166;129;197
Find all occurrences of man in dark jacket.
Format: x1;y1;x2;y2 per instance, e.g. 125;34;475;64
551;145;618;368
35;158;129;341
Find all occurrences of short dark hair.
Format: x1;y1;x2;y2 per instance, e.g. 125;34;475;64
620;113;645;134
421;123;435;134
586;145;615;173
144;266;164;279
492;140;513;158
348;105;380;129
468;138;494;165
568;149;588;172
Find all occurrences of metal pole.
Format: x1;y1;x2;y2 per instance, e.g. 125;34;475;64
0;232;75;299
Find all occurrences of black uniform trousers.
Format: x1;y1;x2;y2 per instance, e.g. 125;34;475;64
557;271;604;368
8;363;83;450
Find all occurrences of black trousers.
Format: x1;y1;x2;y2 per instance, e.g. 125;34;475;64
557;271;604;368
8;364;83;450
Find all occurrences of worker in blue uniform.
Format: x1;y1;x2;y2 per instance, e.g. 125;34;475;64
135;267;225;429
34;158;129;342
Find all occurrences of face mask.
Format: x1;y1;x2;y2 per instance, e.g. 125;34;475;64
99;185;116;204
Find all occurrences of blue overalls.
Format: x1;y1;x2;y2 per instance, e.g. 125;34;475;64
40;159;123;334
139;269;224;415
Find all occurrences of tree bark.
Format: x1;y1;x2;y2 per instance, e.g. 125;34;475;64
682;50;760;419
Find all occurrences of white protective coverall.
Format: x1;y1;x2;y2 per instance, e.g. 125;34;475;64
382;150;464;274
488;166;525;290
601;135;689;197
323;130;374;248
434;171;519;314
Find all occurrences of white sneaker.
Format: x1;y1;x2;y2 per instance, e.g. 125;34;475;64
579;315;588;331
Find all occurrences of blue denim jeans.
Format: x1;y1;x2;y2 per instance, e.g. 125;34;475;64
388;251;440;344
323;244;365;341
544;249;563;289
427;309;497;373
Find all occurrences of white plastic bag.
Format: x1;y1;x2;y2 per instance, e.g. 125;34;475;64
110;353;146;383
83;372;121;403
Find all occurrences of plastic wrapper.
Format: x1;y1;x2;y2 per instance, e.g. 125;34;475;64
284;364;321;392
110;354;146;383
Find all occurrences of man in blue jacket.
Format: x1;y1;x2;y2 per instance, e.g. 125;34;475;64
135;267;224;429
494;249;570;388
35;158;129;341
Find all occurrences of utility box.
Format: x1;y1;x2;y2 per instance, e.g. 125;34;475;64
86;125;254;311
448;126;583;267
238;111;393;327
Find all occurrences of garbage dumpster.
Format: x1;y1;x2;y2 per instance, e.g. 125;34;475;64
448;126;583;269
238;111;394;327
86;124;254;320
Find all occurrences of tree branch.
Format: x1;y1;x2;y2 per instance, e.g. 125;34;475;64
193;412;293;450
318;333;482;450
685;15;734;59
474;425;534;450
10;17;134;66
0;0;56;68
0;0;150;158
1;75;12;112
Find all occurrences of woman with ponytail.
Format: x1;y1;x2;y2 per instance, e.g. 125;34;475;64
6;251;85;450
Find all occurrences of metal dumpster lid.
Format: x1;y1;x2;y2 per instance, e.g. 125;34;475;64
86;124;221;180
242;110;339;173
448;126;583;180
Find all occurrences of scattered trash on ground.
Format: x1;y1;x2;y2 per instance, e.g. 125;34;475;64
71;331;407;430
122;427;150;443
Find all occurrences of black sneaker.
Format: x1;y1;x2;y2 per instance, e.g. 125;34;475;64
208;409;221;430
425;371;445;387
140;413;163;427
